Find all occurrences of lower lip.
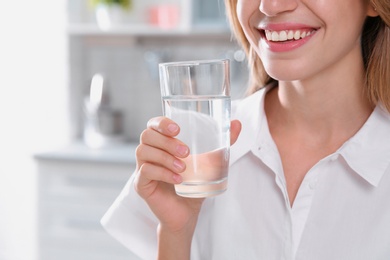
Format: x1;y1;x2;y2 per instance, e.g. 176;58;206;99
261;32;315;52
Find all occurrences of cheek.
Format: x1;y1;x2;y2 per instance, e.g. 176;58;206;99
314;0;368;29
236;0;260;45
236;0;258;28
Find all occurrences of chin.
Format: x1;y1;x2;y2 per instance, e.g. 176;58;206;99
265;70;302;82
261;57;313;82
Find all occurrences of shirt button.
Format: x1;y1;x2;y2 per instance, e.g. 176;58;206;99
330;154;339;162
308;179;318;190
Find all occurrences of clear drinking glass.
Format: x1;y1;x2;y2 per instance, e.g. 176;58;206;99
159;59;231;198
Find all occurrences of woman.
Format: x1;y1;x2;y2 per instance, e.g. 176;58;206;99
102;0;390;259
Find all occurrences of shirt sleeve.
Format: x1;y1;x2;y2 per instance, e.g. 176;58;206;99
100;174;159;260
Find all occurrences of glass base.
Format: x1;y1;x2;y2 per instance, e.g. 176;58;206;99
175;178;227;198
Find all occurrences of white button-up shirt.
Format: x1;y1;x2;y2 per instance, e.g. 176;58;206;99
101;88;390;260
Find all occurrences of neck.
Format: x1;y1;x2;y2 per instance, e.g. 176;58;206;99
265;56;373;143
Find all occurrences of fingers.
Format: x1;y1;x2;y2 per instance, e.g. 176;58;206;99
136;144;186;174
140;127;189;159
134;161;182;199
135;117;241;199
137;162;182;188
147;117;181;137
135;117;189;198
230;120;242;145
135;143;185;198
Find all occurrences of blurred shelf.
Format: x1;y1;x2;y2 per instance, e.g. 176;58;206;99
67;23;231;37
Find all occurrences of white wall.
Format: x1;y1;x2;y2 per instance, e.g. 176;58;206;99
0;1;68;259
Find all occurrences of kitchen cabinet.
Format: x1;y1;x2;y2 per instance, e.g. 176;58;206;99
35;143;140;260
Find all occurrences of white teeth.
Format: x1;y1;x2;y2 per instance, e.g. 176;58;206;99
265;29;315;42
271;31;279;41
293;30;300;40
287;30;294;40
265;30;271;40
279;31;287;41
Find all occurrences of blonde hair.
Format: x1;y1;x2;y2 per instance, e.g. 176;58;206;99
225;0;390;111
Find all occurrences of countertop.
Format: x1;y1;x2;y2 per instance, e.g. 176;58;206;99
34;141;138;164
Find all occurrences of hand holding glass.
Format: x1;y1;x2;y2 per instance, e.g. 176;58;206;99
159;59;231;198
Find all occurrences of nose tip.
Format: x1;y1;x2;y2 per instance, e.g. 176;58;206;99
259;0;298;16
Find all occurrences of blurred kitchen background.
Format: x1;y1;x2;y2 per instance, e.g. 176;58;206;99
0;0;249;259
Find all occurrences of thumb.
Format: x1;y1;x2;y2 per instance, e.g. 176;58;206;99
230;120;242;146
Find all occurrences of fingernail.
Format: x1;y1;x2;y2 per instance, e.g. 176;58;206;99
173;159;185;171
176;145;189;156
172;174;182;183
167;124;179;133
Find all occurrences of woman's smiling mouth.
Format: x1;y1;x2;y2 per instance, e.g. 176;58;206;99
264;29;317;42
257;24;319;52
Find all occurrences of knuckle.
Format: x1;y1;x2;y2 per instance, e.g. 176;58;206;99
133;170;141;192
139;129;151;143
163;153;173;166
136;162;177;187
137;162;149;174
147;117;162;129
135;144;146;158
160;135;178;151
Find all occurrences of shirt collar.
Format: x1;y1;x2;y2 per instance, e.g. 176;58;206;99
230;87;274;165
230;88;390;187
338;104;390;187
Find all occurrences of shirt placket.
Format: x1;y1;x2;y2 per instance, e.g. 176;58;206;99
292;153;339;259
252;141;294;259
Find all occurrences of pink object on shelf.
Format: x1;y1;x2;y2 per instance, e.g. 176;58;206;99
148;4;180;29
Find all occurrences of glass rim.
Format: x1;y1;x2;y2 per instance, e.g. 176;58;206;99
159;59;229;68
